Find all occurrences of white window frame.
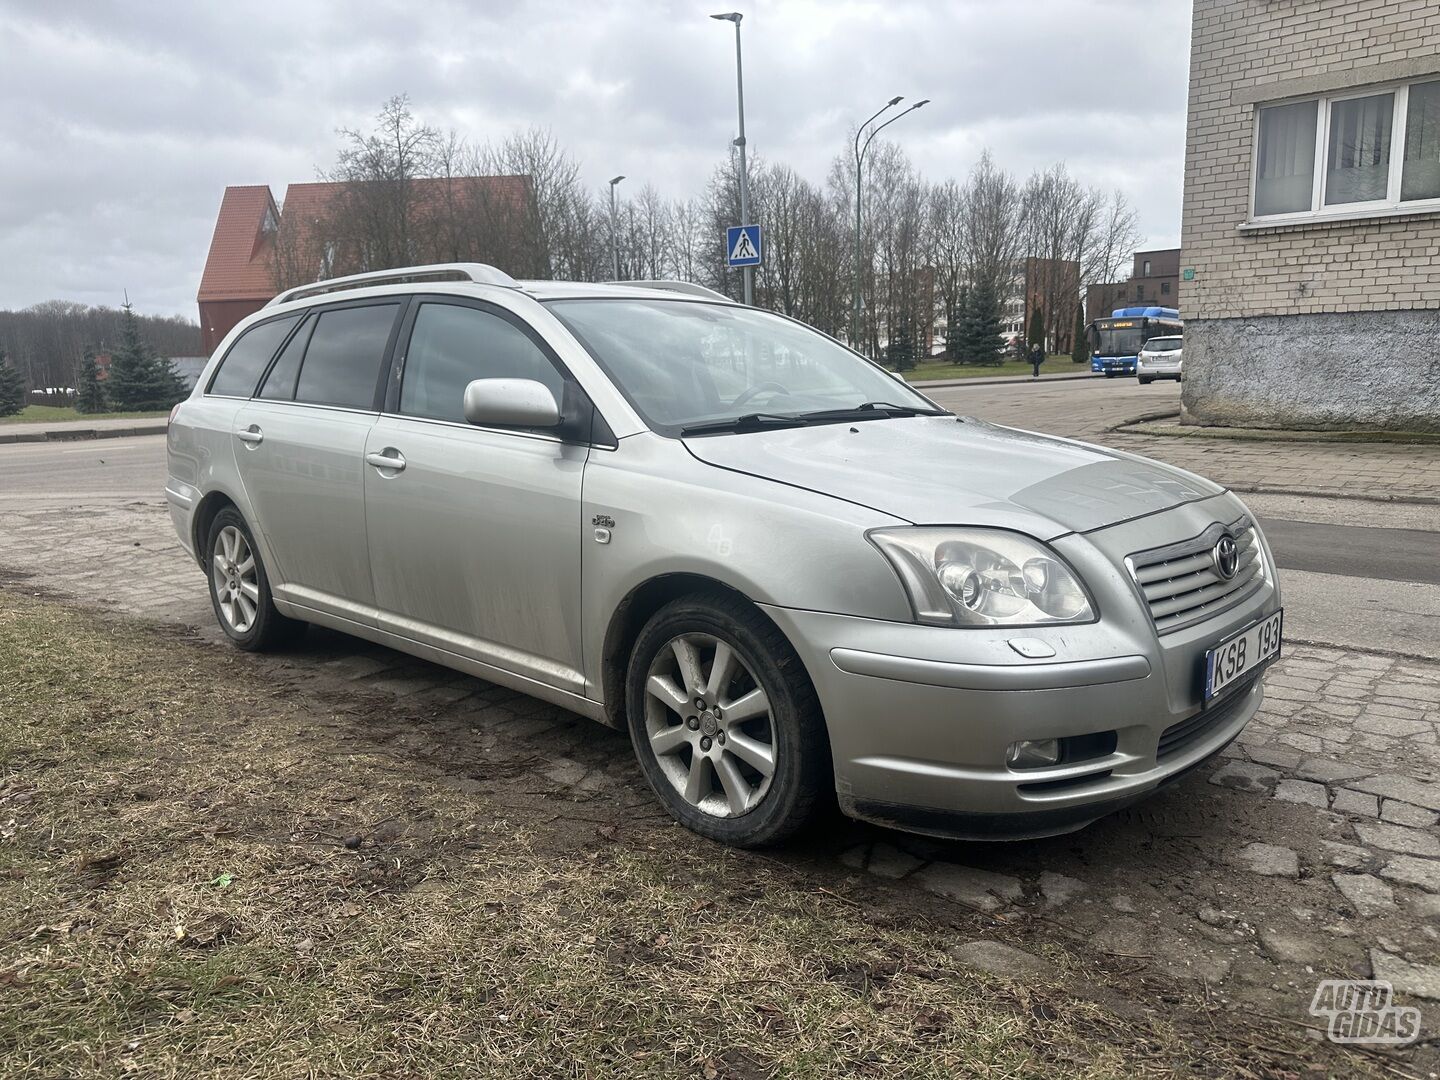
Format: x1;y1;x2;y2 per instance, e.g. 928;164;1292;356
1248;77;1440;225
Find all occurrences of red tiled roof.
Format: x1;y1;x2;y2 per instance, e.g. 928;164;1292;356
197;185;279;302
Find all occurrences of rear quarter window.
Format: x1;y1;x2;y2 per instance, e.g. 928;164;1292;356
207;316;300;397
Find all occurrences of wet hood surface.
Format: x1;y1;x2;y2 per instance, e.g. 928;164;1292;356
682;415;1223;539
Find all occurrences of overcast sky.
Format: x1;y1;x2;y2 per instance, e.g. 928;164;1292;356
0;0;1191;321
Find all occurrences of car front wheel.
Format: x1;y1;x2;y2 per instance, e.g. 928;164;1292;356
205;507;306;652
625;593;830;847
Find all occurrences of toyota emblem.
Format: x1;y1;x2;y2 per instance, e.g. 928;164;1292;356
1213;534;1239;580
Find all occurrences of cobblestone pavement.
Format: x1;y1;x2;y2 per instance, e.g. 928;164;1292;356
926;380;1440;502
2;494;1439;1046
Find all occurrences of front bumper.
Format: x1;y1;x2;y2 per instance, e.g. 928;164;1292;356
758;494;1280;840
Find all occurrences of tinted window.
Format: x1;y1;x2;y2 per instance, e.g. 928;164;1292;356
207;316;299;397
294;304;398;410
258;315;314;400
399;303;565;424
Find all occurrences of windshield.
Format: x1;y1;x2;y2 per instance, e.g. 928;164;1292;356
547;298;938;435
1092;326;1145;357
1145;337;1183;353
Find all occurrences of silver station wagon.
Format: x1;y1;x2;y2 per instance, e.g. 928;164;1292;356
167;264;1282;847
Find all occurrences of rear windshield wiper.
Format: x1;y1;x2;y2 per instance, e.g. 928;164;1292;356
679;413;812;437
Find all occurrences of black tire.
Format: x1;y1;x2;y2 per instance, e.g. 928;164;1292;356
1103;370;1116;379
205;507;306;652
624;592;830;847
1138;377;1154;385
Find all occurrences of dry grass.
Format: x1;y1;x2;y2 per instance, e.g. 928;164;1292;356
0;592;1390;1078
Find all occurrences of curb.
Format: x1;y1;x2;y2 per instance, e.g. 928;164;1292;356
0;422;168;445
905;372;1102;390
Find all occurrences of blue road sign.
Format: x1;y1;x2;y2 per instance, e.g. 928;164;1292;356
726;224;763;268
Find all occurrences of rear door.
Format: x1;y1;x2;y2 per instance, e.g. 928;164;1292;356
362;296;590;695
232;299;404;625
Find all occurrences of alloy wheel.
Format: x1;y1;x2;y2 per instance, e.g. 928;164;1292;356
212;525;259;633
643;632;777;818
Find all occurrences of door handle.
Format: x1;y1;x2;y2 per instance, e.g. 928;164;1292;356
236;426;263;445
365;449;406;473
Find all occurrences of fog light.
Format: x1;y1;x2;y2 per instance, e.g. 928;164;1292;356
1006;738;1061;769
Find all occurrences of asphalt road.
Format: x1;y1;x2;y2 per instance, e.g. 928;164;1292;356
2;395;1436;657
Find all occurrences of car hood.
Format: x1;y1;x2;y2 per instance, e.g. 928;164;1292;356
681;415;1223;540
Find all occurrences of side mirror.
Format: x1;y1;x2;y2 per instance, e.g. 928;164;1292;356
462;378;561;429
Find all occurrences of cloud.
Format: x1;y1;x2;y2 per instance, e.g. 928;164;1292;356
0;0;1189;318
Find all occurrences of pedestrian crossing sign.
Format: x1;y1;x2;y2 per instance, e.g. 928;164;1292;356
726;224;763;268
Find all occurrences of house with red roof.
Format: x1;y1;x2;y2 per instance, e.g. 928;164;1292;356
196;176;532;353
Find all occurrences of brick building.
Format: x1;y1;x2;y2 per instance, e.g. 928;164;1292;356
1086;248;1180;323
1181;0;1440;431
197;177;530;354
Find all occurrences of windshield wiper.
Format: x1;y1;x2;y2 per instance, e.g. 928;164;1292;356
793;401;950;422
679;413;812;437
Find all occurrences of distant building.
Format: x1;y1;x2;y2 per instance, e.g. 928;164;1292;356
1086;248;1181;323
1023;257;1080;352
1182;0;1440;431
196;177;531;354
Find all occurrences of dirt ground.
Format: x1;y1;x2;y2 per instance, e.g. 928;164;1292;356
0;587;1421;1079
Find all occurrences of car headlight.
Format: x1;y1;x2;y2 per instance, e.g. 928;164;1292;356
868;527;1095;627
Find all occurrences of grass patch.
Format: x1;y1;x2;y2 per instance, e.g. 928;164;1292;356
0;593;1385;1077
1;405;170;424
901;355;1084;382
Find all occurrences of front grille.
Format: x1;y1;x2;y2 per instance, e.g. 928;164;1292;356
1127;516;1265;635
1157;675;1258;759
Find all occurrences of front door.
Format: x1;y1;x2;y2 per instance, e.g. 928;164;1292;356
232;300;403;623
362;297;589;694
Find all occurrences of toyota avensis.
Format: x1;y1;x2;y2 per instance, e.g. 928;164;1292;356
166;264;1282;847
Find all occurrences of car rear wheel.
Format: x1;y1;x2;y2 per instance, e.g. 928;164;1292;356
1138;376;1154;385
625;593;830;847
206;508;306;652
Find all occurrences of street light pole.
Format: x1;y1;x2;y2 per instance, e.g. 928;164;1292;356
608;174;625;280
711;12;752;305
851;97;930;352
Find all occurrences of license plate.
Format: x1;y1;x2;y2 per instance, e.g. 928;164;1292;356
1205;610;1283;701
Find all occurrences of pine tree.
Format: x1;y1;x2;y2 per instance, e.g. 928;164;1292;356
969;280;1005;366
1071;301;1091;365
1026;304;1046;355
76;347;108;414
106;301;188;411
0;350;25;417
947;287;971;364
888;323;915;371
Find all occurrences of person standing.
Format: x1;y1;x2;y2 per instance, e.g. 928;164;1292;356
1029;341;1044;380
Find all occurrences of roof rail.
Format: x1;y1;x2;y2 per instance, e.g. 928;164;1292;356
267;263;521;308
605;280;731;302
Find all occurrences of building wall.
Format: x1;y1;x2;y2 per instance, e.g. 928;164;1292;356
1181;0;1440;430
199;298;268;354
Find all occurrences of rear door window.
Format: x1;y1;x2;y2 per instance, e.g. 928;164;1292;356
293;304;400;410
207;315;300;398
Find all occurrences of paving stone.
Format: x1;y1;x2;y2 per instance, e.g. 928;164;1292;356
1332;873;1396;917
839;844;869;871
1381;801;1439;828
1258;927;1328;966
1237;842;1299;878
1208;761;1279;795
1330;788;1381;817
1350;775;1440;812
1245;745;1302;769
1371;951;1440;1001
1412;893;1440;922
1273;779;1328;808
865;843;925;881
1089;917;1151;957
1355;714;1434;739
1296;758;1372;784
1109;894;1138;913
1038;871;1087;908
1354;822;1440;859
913;863;1024;913
1379;856;1440;894
949;940;1057;981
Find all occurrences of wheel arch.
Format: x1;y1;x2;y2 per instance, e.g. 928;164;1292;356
598;572;814;732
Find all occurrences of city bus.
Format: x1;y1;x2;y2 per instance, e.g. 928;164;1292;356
1087;306;1182;377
